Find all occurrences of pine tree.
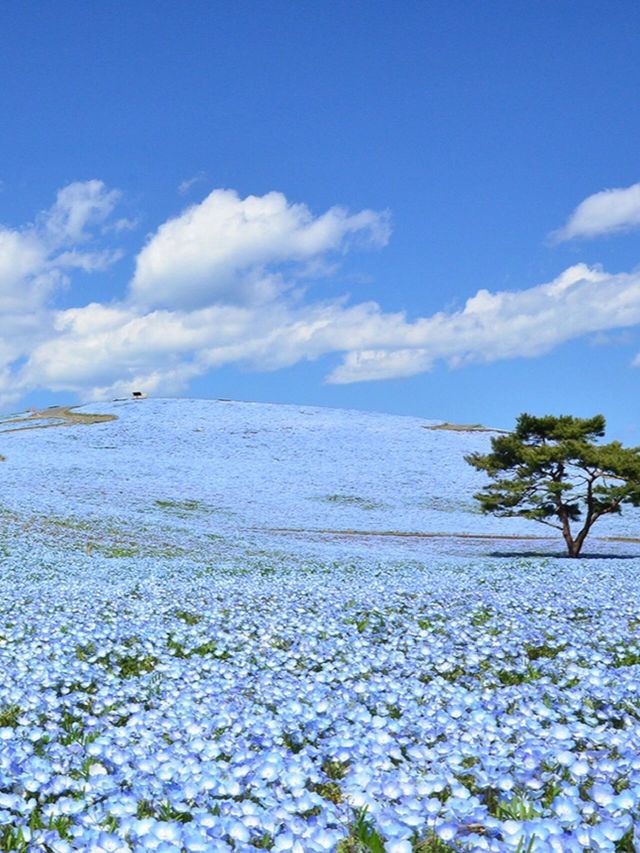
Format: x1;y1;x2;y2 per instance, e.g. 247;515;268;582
465;414;640;557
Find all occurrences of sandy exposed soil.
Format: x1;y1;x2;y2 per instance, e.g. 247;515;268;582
0;405;117;433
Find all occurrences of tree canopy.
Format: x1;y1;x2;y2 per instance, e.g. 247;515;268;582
465;414;640;557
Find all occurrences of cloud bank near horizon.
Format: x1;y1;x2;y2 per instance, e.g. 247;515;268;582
2;181;640;409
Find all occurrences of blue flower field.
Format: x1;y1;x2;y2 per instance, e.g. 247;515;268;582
1;400;639;852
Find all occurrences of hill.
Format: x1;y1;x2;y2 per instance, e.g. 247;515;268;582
1;398;640;851
0;397;637;558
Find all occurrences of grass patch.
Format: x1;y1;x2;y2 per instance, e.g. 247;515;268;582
321;758;350;780
470;606;493;627
155;498;211;515
99;545;141;558
496;665;542;685
418;495;477;514
0;704;21;727
113;653;158;678
525;642;565;661
310;781;343;804
175;609;203;625
319;494;384;511
166;634;221;659
337;808;385;853
92;541;186;560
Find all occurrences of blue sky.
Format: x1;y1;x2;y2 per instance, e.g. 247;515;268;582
1;0;640;439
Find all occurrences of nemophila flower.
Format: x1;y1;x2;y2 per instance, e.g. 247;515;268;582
589;819;628;848
435;821;458;841
612;788;636;811
40;832;73;853
552;795;582;826
386;839;413;853
271;831;305;852
591;782;616;807
91;831;132;852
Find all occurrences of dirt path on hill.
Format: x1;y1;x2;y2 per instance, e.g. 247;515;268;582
0;406;117;433
257;527;640;544
425;423;509;434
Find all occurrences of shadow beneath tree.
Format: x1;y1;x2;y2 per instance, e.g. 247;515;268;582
487;550;640;560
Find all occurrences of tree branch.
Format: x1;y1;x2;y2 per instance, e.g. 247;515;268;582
531;518;563;531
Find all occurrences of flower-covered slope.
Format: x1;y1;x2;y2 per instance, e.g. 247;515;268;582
0;397;637;544
0;398;640;852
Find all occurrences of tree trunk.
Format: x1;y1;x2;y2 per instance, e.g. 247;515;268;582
571;515;595;558
572;529;589;557
563;532;579;557
568;541;582;557
559;510;578;557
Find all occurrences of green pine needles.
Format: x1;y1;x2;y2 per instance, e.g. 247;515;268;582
465;414;640;557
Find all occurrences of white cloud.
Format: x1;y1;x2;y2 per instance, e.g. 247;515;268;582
590;329;636;348
105;217;139;234
5;183;640;408
0;181;124;407
329;349;433;383
1;186;392;406
131;189;390;310
54;249;124;272
552;181;640;241
328;264;640;382
17;261;640;400
42;180;121;245
0;229;47;312
178;172;206;195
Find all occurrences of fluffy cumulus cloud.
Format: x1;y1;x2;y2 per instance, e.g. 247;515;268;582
4;182;640;408
328;349;434;383
328;264;640;382
553;181;640;241
131;189;390;310
0;180;123;406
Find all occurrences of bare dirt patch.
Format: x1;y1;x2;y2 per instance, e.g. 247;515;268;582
256;527;640;544
425;422;509;434
0;405;117;434
257;527;551;541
